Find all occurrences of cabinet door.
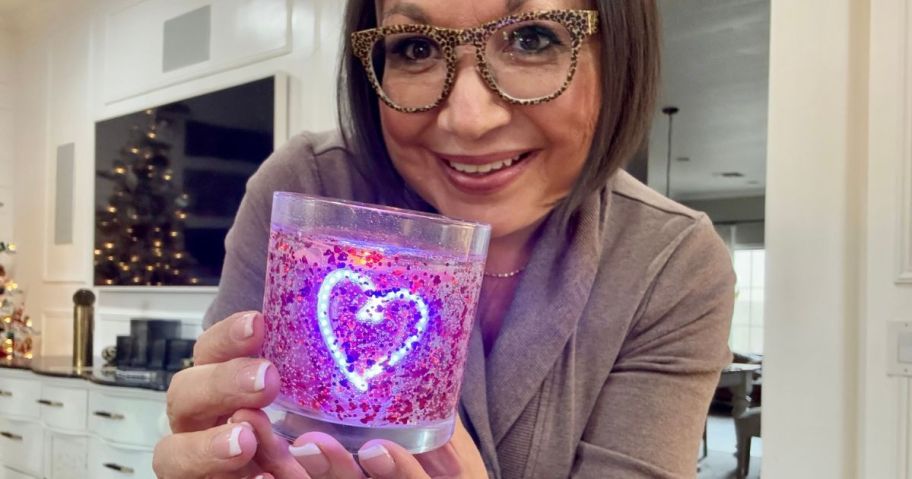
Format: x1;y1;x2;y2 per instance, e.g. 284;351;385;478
88;391;167;448
39;385;88;432
87;438;155;479
45;433;87;479
0;417;43;478
0;376;40;419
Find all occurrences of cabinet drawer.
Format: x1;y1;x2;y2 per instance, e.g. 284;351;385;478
0;376;40;419
87;439;155;479
88;392;166;447
38;384;87;431
0;416;44;478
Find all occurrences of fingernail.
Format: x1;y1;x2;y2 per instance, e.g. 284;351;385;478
211;425;245;458
231;313;256;340
237;362;270;392
359;444;395;475
289;442;330;475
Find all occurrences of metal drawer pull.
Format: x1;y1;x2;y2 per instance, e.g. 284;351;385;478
0;431;23;441
37;399;64;407
103;463;135;474
93;410;125;420
0;390;11;397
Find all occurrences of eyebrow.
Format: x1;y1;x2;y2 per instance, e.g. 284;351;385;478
506;0;528;14
382;0;529;25
381;3;430;24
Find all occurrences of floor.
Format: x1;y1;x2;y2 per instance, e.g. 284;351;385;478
698;411;762;479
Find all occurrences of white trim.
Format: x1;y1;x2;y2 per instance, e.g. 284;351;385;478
102;0;292;104
40;309;71;357
904;379;911;479
899;0;912;284
94;286;219;294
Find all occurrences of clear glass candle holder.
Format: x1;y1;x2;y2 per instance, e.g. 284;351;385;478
261;193;490;453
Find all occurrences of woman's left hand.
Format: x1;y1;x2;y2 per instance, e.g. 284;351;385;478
229;408;488;478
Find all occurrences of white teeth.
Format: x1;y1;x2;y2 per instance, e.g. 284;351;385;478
447;155;521;175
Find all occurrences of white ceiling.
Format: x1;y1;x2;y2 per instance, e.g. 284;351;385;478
650;0;770;201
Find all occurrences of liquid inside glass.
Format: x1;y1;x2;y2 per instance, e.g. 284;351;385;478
262;224;484;452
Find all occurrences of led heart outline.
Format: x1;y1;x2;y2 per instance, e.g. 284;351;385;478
316;268;430;392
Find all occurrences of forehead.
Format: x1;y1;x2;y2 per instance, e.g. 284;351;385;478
377;0;591;27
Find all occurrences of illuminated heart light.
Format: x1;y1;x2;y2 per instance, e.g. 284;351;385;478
316;268;430;392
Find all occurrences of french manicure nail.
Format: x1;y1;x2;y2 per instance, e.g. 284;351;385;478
359;444;395;475
211;425;245;459
237;362;270;392
289;442;330;474
231;313;256;340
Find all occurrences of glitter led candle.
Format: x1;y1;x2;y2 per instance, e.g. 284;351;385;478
262;193;490;453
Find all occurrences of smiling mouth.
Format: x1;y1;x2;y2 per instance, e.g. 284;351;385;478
442;152;534;176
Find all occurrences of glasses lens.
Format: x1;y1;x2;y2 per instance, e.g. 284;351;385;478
485;19;574;101
371;33;447;110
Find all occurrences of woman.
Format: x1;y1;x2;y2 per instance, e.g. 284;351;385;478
153;0;735;477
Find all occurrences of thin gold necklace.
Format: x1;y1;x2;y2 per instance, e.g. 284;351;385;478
483;267;525;279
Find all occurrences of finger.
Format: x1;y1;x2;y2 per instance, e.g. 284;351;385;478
229;409;312;479
167;358;279;432
357;440;431;479
290;432;366;479
194;311;265;365
414;416;484;477
152;422;257;479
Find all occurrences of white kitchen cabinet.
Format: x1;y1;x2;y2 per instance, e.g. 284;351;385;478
0;416;44;478
0;367;166;479
0;371;41;419
38;383;88;432
88;390;169;448
44;433;86;479
87;438;156;479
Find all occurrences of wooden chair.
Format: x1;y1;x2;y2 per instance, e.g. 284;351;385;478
734;407;761;479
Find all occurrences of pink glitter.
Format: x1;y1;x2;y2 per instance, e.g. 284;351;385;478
262;225;484;427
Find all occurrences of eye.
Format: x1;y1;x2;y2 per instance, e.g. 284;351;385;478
506;24;562;54
390;36;439;62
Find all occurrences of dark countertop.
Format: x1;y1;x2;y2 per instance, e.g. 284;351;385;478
0;356;170;392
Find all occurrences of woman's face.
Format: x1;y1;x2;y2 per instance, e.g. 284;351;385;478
377;0;602;237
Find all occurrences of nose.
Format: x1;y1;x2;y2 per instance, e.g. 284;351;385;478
436;56;512;142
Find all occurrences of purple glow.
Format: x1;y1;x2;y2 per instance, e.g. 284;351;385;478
262;227;484;427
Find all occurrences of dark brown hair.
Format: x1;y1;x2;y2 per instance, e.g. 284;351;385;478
337;1;660;219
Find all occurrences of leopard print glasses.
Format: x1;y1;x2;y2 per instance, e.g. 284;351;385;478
351;9;600;113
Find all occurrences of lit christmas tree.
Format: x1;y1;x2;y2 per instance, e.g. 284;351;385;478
94;108;200;286
0;243;34;359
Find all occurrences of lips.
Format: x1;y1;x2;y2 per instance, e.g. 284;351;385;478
436;150;536;194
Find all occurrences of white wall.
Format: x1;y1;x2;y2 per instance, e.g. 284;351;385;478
6;0;345;357
0;17;14;260
681;196;765;224
765;0;912;477
861;0;912;477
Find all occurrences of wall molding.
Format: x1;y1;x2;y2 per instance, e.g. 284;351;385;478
103;0;292;104
40;308;71;357
900;0;912;285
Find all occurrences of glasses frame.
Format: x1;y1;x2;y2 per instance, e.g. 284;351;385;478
351;9;600;113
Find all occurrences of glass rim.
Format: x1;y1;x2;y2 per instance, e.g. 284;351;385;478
272;192;491;232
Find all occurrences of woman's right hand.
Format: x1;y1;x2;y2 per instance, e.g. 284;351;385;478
152;311;309;479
